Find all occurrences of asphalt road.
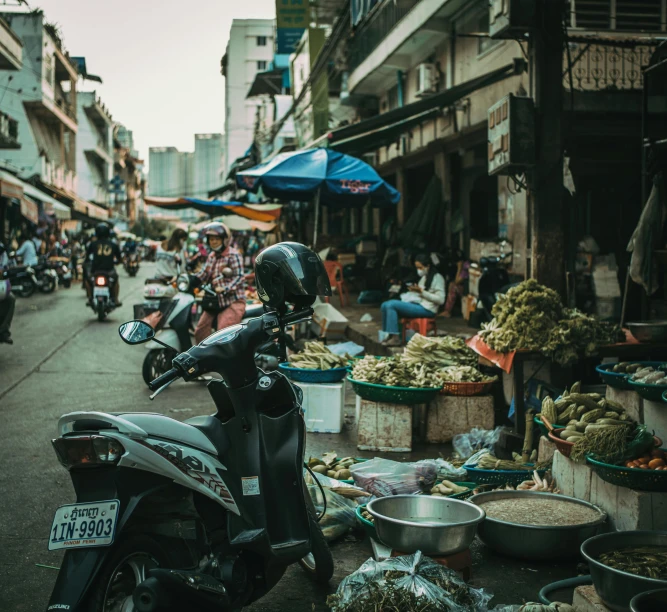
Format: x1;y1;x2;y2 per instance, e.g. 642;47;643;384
0;265;577;611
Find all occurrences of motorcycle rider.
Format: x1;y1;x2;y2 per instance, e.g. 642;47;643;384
193;222;246;344
0;242;15;344
16;232;39;267
85;223;122;307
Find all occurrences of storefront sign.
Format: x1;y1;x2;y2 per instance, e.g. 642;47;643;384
0;178;23;200
20;197;39;224
276;0;307;54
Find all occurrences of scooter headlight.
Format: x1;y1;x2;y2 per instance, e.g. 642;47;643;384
52;435;125;470
177;274;190;292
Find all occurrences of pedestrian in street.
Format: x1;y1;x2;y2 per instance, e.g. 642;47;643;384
155;228;188;280
380;253;445;346
193;222;246;344
16;233;39;267
0;241;15;344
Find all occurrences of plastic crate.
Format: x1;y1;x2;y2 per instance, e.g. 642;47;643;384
278;363;348;383
347;376;442;405
587;453;667;492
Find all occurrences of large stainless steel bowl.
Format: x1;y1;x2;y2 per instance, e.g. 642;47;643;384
630;588;667;612
581;531;667;612
469;491;607;560
627;321;667;343
366;495;485;556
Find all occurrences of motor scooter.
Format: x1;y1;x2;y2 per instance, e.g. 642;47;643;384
90;272;117;321
140;274;278;386
5;257;36;298
46;308;333;612
124;252;140;277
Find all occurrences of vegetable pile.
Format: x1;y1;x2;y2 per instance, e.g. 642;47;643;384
480;279;624;365
541;382;633;445
624;448;667;471
402;334;477;368
307;452;365;481
630;364;667;386
428;481;470;496
287;341;348;370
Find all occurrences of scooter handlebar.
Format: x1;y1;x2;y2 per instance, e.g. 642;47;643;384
148;367;180;391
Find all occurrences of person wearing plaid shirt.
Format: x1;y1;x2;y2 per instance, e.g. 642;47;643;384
194;222;247;344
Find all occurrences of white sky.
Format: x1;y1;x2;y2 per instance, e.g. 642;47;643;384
27;0;276;163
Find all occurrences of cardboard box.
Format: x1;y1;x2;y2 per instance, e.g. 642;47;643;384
294;381;345;434
311;303;349;339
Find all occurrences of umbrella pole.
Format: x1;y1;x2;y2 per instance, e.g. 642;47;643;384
312;187;321;248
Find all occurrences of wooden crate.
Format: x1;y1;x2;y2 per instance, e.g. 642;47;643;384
357;400;412;452
425;395;494;443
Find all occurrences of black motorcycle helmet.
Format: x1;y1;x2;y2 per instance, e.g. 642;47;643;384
254;242;331;310
95;223;110;239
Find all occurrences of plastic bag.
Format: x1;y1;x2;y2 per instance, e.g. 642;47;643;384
453;427;504;459
350;458;438;497
308;484;358;542
304;469;371;504
463;449;491;468
434;458;467;480
327;550;493;611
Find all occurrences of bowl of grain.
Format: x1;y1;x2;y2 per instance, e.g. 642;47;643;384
469;490;607;560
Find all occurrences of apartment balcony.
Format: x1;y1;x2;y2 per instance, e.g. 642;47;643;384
84;96;113;127
85;140;113;165
25;90;78;133
347;0;467;94
0;110;19;149
0;17;22;70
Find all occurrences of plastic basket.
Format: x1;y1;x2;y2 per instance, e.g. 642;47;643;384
355;504;378;540
534;415;565;438
440;380;495;396
278;363;348;383
595;363;631;390
548;431;576;458
448;482;478;500
628;378;667;402
587;453;667;492
347;376;442;405
465;464;546;486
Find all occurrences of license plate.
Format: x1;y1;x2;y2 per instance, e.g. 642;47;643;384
144;299;160;309
94;287;110;297
48;500;120;551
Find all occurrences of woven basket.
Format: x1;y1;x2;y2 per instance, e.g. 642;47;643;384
441;380;494;396
548;431;575;458
587;453;667;492
347;377;442;405
278;363;348;383
465;465;545;486
595;363;631;390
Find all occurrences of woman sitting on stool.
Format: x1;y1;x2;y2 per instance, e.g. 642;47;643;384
381;253;445;347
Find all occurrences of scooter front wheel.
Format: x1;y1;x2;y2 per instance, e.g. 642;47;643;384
298;502;334;583
143;349;177;387
39;274;57;294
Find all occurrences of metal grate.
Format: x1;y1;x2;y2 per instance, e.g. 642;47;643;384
571;0;611;29
571;0;666;31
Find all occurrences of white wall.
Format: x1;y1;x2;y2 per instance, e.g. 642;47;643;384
194;133;222;198
148;147;182;197
223;19;274;177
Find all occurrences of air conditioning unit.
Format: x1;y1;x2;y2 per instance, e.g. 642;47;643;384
416;64;436;98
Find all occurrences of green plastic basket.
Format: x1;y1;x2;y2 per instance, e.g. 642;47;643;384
347;376;442;405
355;504;377;540
447;482;478;500
595;363;631;390
465;465;546;486
628;378;667;402
587;453;667;492
534;415;565;438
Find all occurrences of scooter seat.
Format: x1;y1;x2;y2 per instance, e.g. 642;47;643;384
244;304;265;319
184;415;230;458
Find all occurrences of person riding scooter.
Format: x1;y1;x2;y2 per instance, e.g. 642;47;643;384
193;221;246;344
86;223;122;307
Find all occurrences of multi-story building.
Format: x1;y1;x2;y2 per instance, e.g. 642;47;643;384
114;123;144;223
193;133;222;198
76;91;113;208
0;16;22;150
221;19;274;177
148;147;183;198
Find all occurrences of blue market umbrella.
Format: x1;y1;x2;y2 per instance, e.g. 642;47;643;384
236;148;400;206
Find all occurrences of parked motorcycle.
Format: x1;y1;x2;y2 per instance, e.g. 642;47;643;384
90;272;117;321
124;252;140;277
48;256;73;288
47;307;333;611
139;274;280;386
33;257;58;294
5;259;36;298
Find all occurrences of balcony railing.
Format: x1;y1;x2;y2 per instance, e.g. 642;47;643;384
564;41;656;91
348;0;419;72
0;110;19;148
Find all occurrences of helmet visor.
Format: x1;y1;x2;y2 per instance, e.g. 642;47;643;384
263;245;332;298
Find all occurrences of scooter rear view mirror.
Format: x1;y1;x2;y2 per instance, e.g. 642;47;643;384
118;320;155;345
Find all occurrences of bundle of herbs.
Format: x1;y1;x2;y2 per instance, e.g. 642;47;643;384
479;279;623;366
570;423;654;465
327;551;491;612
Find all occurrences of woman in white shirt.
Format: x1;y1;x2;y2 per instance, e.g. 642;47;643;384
381;253;445;346
154;228;189;280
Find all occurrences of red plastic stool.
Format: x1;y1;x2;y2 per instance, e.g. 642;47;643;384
400;317;437;343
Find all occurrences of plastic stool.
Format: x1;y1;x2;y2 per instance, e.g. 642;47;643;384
400;317;437;343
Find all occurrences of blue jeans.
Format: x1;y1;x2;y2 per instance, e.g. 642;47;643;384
381;299;435;335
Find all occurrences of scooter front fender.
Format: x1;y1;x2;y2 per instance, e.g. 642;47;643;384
146;329;180;351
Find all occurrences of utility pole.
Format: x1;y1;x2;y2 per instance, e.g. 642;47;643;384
529;0;566;295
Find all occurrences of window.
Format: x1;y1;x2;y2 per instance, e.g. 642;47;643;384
477;14;501;55
569;0;666;32
256;36;267;46
257;60;267;71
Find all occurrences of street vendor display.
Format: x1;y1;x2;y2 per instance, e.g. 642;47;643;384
280;341;349;383
478;279;624;365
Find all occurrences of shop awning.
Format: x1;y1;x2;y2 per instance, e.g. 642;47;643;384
144;197;281;223
22;181;71;219
36;180;108;221
247;68;284;98
327;59;527;155
0;169;23;200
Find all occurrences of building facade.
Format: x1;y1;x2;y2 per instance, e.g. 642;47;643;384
148;147;183;198
193;133;222;198
221;19;274;177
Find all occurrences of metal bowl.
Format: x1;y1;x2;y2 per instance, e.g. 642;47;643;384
630;588;667;612
581;531;667;612
627;321;667;343
469;490;607;561
366;495;485;556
